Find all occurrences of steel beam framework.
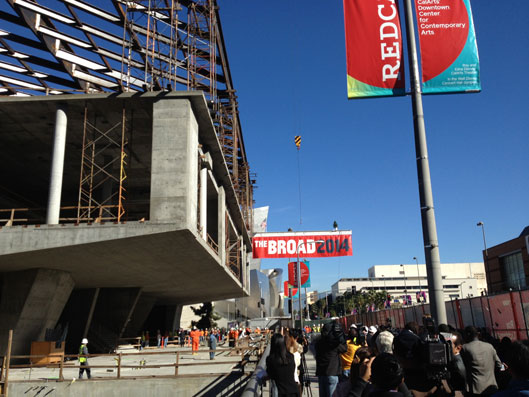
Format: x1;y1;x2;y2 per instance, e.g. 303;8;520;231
0;0;253;231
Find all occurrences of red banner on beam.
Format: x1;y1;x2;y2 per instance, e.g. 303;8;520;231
252;231;352;259
343;0;405;98
284;281;298;298
288;261;310;287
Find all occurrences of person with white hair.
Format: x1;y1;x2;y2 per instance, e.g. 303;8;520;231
375;328;395;354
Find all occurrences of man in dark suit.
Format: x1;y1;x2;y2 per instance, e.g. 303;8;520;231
461;326;503;396
315;321;348;397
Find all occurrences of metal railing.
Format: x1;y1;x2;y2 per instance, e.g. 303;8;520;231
0;203;151;227
241;342;270;397
1;343;264;383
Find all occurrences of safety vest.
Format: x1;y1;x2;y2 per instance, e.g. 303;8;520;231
79;344;87;363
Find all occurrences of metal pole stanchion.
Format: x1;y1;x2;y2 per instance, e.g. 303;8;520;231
297;249;303;331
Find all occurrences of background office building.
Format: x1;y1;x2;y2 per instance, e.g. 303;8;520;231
485;226;529;294
332;262;486;304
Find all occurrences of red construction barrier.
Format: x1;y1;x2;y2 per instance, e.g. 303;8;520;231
335;290;529;341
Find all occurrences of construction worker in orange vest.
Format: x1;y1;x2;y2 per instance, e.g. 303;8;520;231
190;326;201;355
228;327;236;347
234;328;239;346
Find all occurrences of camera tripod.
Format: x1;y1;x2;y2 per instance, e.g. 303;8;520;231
300;352;313;397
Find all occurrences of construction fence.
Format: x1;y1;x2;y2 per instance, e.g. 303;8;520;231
336;289;529;341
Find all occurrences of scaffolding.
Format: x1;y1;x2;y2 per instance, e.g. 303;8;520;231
0;0;254;232
77;104;129;223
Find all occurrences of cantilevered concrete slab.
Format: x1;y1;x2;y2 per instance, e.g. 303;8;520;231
0;222;243;303
0;92;252;354
0;91;250;300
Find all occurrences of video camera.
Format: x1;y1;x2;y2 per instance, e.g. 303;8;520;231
419;316;453;382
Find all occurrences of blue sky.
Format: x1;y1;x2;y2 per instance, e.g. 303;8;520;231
219;1;529;292
1;0;524;295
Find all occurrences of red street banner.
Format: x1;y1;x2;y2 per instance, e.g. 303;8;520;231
284;281;299;298
288;261;310;287
415;0;481;93
252;231;352;259
343;0;405;98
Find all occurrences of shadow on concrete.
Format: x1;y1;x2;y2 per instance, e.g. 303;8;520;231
192;369;251;397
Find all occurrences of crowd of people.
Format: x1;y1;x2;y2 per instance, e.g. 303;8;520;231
262;320;529;397
138;325;269;357
323;321;529;397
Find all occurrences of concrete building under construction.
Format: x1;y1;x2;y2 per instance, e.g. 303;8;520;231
0;0;255;355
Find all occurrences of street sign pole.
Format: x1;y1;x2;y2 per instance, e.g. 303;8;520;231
289;286;294;327
297;249;304;331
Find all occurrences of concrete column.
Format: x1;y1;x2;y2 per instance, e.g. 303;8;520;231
46;105;68;224
60;287;143;353
56;288;98;354
238;236;244;285
83;288;100;338
218;186;226;266
123;295;157;338
0;269;74;356
164;304;183;332
199;167;208;240
173;304;183;330
150;99;198;229
91;288;143;336
118;289;143;339
241;243;248;289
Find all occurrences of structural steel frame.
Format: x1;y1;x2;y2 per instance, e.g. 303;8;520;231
0;0;253;230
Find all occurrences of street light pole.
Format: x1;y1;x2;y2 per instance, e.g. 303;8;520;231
401;264;408;305
413;257;422;302
403;0;447;325
459;281;466;299
477;222;489;293
289;287;295;327
305;287;311;321
476;222;488;256
296;239;324;330
325;292;329;318
296;245;303;329
342;288;350;316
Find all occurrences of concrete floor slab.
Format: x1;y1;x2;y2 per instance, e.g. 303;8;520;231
0;223;245;304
